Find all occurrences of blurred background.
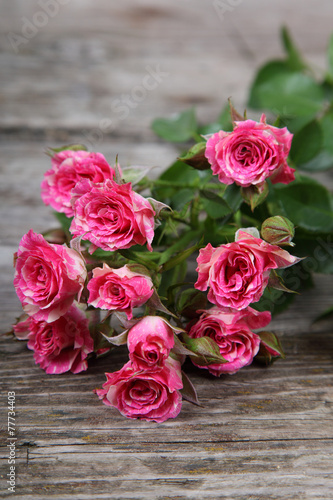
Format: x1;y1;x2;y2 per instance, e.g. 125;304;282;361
1;0;333;329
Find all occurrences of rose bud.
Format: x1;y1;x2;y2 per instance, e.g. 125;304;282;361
127;316;175;371
261;216;295;247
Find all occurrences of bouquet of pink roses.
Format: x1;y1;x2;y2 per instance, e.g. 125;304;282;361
11;100;312;423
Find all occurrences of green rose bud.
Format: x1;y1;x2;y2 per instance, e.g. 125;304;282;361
261;216;295;246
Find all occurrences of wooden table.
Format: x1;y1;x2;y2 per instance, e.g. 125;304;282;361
1;1;332;498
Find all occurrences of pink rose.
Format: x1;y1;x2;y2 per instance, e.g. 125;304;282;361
205;114;295;187
13;304;94;374
195;229;300;310
70;179;155;253
95;358;183;422
87;264;154;319
127;316;175;371
188;306;271;375
14;230;87;322
41;150;116;217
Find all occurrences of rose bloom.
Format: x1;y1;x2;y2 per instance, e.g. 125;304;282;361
70;179;155;254
188;306;271;376
205;114;295;187
127;316;175;371
41;150;116;217
195;229;300;310
14;230;87;323
13;304;94;374
87;264;154;319
95;357;183;422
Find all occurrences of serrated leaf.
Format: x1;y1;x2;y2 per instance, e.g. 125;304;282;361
268;177;333;233
249;67;324;117
289;120;323;166
201;189;232;218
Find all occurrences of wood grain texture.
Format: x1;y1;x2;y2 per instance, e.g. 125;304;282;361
1;1;333;498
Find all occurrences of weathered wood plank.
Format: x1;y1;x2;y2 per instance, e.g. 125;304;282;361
1;1;333;498
0;0;332;135
1;440;332;499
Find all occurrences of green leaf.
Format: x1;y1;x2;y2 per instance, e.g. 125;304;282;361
281;26;307;71
200;189;232;219
159;229;201;266
299;110;333;171
268;177;333;233
249;68;324;117
54;212;73;233
160;236;203;272
151;108;198;143
176;288;207;318
327;33;333;81
170;188;195;211
248;60;293;109
289;120;323;166
181;333;227;366
299;150;333;172
157;259;187;300
223;184;243;212
160;162;199;184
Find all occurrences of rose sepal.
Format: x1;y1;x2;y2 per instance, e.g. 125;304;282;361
180;371;203;407
178;142;211;170
180;332;228;366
